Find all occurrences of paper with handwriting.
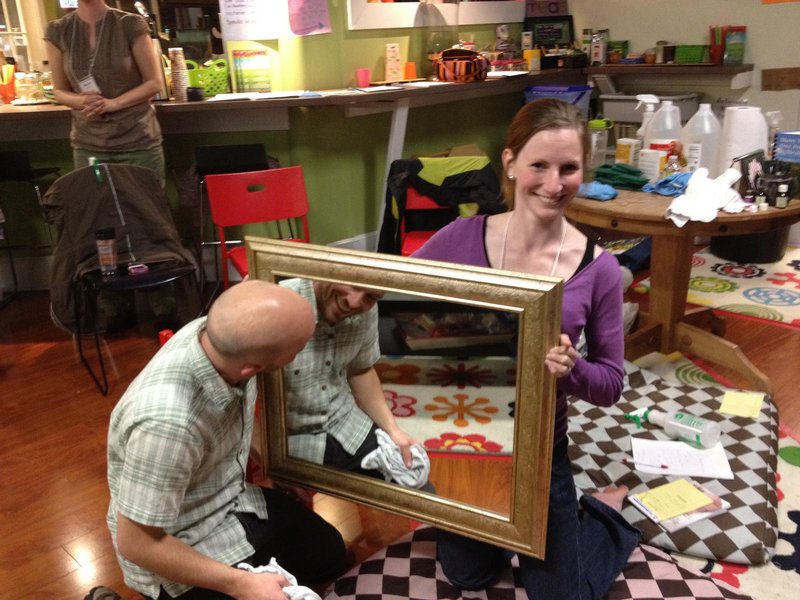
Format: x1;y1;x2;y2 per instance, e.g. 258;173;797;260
630;437;733;479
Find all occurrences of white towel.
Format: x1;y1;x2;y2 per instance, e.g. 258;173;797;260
237;558;321;600
360;428;431;488
665;168;744;227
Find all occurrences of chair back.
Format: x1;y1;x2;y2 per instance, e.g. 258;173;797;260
400;186;458;256
0;151;35;182
203;166;311;287
195;144;269;178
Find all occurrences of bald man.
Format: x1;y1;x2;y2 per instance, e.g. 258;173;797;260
106;281;346;600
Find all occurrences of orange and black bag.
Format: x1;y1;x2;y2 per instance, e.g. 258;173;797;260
434;49;490;83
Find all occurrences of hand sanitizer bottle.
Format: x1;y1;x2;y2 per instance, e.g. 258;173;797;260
646;408;721;448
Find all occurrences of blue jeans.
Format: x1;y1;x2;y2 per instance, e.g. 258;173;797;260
436;439;640;599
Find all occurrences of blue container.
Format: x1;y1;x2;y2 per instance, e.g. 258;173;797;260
524;85;592;118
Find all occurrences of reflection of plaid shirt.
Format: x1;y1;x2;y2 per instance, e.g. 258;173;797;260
107;318;266;599
281;278;380;464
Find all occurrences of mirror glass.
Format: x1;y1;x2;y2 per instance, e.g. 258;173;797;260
346;0;526;31
248;238;563;558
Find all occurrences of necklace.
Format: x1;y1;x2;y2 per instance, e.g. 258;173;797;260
498;212;567;277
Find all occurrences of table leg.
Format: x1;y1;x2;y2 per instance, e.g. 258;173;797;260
646;234;694;351
640;234;772;394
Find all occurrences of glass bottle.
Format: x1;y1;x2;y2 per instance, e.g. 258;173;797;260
660;154;682;179
775;183;789;209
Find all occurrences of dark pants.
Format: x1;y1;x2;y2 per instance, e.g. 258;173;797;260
616;237;652;272
436;439;640;600
323;424;382;478
154;487;346;599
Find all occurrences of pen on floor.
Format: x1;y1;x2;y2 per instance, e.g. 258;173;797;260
622;457;669;469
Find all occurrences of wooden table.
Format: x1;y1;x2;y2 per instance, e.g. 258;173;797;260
566;191;800;394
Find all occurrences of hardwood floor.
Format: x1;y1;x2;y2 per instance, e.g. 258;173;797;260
1;289;798;599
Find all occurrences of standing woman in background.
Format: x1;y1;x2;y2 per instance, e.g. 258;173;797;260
45;0;165;184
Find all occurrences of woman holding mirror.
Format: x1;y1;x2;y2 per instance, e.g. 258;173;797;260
413;98;640;599
44;0;165;183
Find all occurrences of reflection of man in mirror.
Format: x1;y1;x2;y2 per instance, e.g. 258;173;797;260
106;281;347;599
281;278;428;485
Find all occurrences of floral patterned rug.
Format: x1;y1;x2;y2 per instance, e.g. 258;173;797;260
633;245;800;329
375;355;516;455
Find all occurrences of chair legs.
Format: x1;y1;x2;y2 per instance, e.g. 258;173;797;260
72;267;203;395
0;241;19;309
73;278;110;395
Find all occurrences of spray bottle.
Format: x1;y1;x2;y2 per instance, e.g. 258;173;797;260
635;94;660;146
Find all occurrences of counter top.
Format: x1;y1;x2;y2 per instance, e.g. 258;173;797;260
0;69;586;141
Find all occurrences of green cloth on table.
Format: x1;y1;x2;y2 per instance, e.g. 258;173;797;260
594;163;649;191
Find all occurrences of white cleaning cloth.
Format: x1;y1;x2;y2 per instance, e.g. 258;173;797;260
237;558;321;600
360;428;431;488
665;168;745;227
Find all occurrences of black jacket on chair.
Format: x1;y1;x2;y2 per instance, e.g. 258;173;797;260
42;163;196;333
377;156;505;255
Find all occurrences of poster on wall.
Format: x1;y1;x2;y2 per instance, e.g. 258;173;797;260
219;0;330;41
289;0;332;36
220;0;288;40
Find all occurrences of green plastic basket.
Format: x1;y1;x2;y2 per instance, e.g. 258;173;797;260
184;59;229;97
674;45;709;64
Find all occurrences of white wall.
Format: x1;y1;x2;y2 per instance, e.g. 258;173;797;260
571;0;800;129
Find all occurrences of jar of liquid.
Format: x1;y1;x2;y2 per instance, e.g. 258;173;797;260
95;227;118;276
587;118;613;170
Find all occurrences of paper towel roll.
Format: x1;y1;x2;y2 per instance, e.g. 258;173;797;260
716;106;768;176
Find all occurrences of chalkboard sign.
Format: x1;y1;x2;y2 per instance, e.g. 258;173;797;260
524;15;575;48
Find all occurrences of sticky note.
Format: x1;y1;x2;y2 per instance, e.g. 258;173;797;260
720;390;764;419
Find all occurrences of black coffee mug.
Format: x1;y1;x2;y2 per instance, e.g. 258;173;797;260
186;86;204;102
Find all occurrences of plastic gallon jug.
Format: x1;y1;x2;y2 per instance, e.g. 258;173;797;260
645;99;682;158
680;104;721;177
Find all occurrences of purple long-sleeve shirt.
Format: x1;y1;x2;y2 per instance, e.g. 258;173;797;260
413;215;624;444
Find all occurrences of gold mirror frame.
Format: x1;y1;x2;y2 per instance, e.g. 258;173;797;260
248;238;562;557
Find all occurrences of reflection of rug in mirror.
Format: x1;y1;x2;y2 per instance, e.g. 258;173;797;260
634;245;800;329
375;356;517;455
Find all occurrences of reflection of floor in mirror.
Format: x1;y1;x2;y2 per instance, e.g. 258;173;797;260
308;452;513;570
429;453;512;515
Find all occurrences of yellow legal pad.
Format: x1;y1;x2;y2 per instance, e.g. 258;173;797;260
631;479;714;521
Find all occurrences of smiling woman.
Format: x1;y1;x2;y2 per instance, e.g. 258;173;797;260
246;237;563;558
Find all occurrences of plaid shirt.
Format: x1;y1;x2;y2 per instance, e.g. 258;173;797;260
106;317;267;599
281;278;380;464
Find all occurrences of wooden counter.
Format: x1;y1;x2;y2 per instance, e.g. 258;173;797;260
0;69;585;141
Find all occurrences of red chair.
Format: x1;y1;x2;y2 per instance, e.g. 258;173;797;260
204;166;310;288
399;186;457;256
